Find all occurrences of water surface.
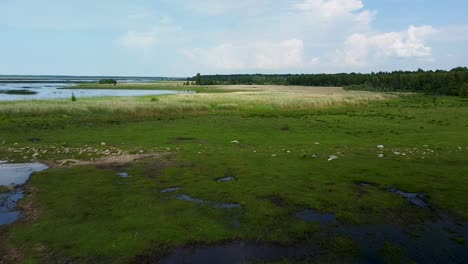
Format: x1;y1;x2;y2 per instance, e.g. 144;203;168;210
0;162;48;226
0;163;49;186
0;83;192;101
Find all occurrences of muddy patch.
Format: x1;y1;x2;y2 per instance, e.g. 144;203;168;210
50;153;163;168
388;188;429;208
175;137;196;141
176;195;242;209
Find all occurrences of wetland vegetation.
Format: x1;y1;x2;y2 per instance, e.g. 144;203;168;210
0;83;467;263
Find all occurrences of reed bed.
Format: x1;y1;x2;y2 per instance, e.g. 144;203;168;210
0;86;390;118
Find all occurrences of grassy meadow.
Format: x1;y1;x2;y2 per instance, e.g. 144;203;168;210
1;84;468;263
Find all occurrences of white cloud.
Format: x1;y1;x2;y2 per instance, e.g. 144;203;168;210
292;0;364;18
338;25;435;66
182;39;305;70
170;0;271;16
119;30;159;50
118;20;180;51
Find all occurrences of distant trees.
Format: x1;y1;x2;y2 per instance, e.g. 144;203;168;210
460;83;468;98
99;79;117;85
189;67;468;96
195;73;202;85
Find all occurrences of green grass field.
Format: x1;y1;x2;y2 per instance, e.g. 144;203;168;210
1;84;467;263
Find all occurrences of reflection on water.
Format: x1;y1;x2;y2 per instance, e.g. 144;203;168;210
0;83;193;101
0;162;48;226
0;163;49;186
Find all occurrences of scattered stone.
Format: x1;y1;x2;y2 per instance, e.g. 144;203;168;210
377;145;385;149
217;177;236;183
378;154;385;158
328;155;339;161
101;142;107;146
231;140;240;144
116;172;131;178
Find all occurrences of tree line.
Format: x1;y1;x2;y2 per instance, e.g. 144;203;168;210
190;67;468;96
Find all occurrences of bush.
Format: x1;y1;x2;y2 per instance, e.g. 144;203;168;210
71;93;77;102
460;83;468;98
99;79;117;85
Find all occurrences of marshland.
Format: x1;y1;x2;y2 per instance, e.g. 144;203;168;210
2;1;468;263
0;77;467;263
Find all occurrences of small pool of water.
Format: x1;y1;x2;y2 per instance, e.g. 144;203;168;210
0;162;48;226
0;83;193;101
388;188;429;208
176;194;242;209
0;163;49;186
295;209;337;224
161;187;182;193
0;191;24;226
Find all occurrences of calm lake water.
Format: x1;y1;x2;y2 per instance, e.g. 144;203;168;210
0;82;192;101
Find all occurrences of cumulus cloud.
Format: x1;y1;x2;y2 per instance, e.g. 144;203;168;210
290;0;376;28
181;39;305;70
338;25;435;66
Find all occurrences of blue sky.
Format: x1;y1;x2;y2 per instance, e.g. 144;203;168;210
1;0;467;77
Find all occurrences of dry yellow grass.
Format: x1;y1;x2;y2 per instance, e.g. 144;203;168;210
0;85;391;117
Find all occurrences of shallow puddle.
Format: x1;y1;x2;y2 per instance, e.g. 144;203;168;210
176;194;242;209
295;209;337;224
0;162;48;226
159;212;468;263
356;181;377;187
158;241;318;264
0;191;24;225
161;187;182;193
388;188;429;208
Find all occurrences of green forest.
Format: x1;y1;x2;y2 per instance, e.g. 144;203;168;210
191;67;468;96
